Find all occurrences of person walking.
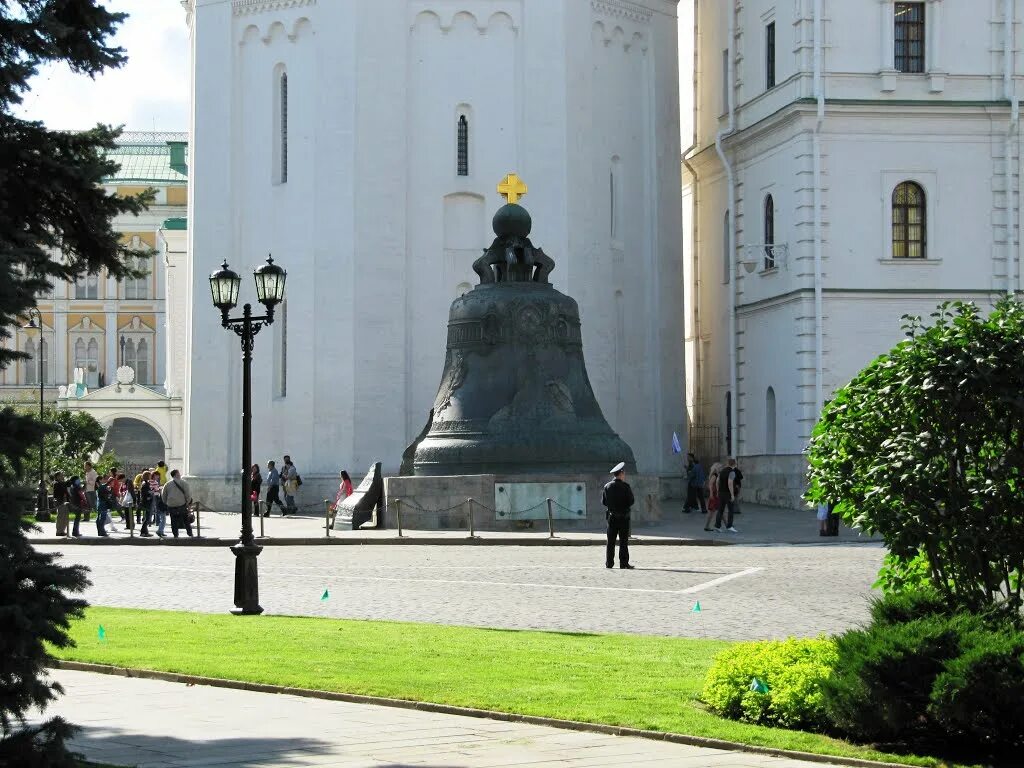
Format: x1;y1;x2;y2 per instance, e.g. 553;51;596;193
150;470;166;537
83;461;98;522
264;460;286;516
138;471;154;537
715;457;740;533
249;463;262;515
68;476;87;538
94;478;113;536
602;461;635;570
704;462;722;532
683;453;708;517
161;469;193;538
281;455;299;514
52;472;70;537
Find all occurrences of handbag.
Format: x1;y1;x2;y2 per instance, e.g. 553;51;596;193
708;494;720;512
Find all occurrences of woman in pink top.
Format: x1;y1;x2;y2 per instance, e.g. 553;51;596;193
328;470;353;524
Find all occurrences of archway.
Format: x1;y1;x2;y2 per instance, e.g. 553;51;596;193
102;417;166;477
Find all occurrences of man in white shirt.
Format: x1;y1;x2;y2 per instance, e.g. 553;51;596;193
83;461;98;522
160;469;193;538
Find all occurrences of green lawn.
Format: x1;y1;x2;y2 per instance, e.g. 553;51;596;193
53;607;958;768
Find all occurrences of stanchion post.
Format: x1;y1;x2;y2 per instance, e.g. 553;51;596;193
467;497;476;539
128;503;134;538
546;498;555;539
395;498;404;538
324;498;331;538
258;500;266;538
196;504;202;538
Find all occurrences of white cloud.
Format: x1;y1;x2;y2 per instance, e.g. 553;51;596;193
14;0;189;132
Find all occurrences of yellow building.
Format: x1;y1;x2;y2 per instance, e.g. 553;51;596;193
0;131;187;399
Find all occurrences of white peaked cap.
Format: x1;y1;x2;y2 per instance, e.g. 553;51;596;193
610;462;626;474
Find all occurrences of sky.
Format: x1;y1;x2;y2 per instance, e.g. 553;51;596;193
14;0;189;132
15;2;693;140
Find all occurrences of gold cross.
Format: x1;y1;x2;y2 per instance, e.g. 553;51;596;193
497;173;528;205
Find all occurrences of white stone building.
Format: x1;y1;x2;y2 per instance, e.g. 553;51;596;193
0;131;189;475
683;1;1024;507
183;0;686;507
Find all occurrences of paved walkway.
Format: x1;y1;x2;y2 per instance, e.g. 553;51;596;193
38;669;846;767
29;501;880;547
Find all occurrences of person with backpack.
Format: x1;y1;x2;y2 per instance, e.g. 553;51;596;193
138;471;154;537
683;453;708;517
281;455;300;515
715;457;740;533
161;469;193;538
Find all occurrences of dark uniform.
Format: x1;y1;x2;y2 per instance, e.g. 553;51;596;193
602;475;635;568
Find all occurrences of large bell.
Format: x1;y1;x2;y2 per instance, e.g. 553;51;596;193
402;194;636;476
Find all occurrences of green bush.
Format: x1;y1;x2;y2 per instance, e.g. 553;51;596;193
701;637;836;730
823;594;1024;758
823;612;980;746
929;629;1024;755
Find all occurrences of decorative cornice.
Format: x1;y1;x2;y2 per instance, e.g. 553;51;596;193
591;0;652;25
232;0;316;16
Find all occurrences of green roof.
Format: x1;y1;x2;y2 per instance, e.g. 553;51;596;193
103;131;188;185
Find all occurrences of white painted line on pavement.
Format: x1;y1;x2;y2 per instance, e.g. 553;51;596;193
675;567;763;594
78;563;764;597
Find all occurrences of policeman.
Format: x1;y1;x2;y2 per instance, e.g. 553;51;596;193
602;462;635;569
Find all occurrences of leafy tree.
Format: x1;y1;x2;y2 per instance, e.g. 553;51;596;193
1;402;108;480
807;300;1024;616
0;1;147;761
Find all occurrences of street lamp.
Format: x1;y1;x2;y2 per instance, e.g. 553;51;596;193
23;308;46;520
210;255;287;615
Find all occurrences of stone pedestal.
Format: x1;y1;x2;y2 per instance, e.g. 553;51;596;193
383;473;661;531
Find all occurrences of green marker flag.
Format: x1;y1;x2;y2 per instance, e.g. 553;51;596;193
321;589;330;601
749;677;769;694
691;601;702;613
97;625;107;642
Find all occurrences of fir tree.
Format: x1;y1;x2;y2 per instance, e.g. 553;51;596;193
0;1;152;762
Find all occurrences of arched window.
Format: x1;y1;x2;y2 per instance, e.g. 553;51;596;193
75;273;99;299
892;181;926;259
610;156;621;241
766;386;776;455
457;115;469;176
723;210;731;284
73;338;86;380
763;194;776;269
86;338;99;387
136;339;149;385
24;338;36;385
124;255;150;299
123;338;136;373
279;72;288;183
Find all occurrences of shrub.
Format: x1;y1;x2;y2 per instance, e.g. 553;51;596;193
929;629;1024;756
806;299;1024;615
822;612;981;746
701;637;836;730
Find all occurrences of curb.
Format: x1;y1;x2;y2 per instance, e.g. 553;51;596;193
50;660;907;768
31;536;732;547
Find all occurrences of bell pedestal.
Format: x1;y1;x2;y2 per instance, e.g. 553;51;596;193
384;473;662;532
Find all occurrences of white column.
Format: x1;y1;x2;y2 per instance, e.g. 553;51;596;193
54;307;68;385
880;0;894;71
105;310;117;386
927;0;943;71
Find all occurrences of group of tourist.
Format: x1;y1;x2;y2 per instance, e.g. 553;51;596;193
50;459;194;539
248;455;304;516
682;453;742;534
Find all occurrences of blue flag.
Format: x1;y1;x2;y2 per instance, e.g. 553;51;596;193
671;432;682;454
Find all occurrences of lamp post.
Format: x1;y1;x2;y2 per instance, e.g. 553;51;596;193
119;334;126;367
209;255;287;616
23;308;45;519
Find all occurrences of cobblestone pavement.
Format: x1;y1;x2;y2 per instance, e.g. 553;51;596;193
34;669;850;767
38;542;883;639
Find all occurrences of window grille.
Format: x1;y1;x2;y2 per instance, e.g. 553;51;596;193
895;3;925;73
892;181;926;258
764;195;776;269
457;115;469;176
280;73;288;183
766;22;776;89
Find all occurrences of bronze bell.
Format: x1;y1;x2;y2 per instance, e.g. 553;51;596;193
402;197;636;476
